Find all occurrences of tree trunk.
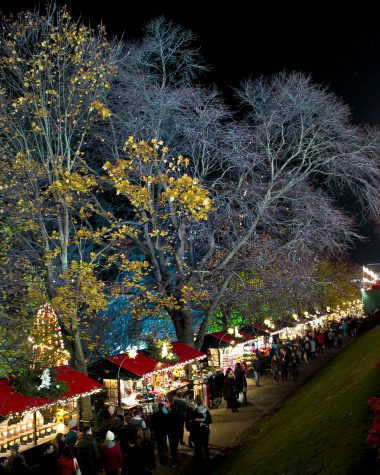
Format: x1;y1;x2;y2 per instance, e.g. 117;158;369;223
171;308;195;347
69;330;94;421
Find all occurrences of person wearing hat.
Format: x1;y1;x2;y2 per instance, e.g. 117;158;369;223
100;431;123;475
64;419;78;447
8;443;27;470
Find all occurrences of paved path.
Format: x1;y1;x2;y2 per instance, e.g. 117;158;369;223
155;346;343;474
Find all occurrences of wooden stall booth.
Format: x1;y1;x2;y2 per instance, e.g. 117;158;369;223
202;328;271;373
0;366;103;457
89;342;207;414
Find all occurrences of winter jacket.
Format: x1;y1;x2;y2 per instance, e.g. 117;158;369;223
76;434;100;475
100;442;123;473
56;457;76;475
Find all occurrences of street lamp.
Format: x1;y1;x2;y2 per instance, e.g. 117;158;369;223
116;350;137;406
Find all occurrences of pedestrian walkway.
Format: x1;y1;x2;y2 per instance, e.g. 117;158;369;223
155;346;343;474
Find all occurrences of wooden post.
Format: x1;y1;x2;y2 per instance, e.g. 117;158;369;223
33;412;37;446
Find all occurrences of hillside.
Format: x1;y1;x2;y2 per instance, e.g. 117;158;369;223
213;325;380;474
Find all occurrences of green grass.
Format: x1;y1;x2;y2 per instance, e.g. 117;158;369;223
213;325;380;475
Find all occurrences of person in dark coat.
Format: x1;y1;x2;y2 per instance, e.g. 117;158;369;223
252;356;265;387
234;363;248;404
75;426;100;475
192;402;212;467
214;369;225;400
8;445;26;471
39;442;58;475
224;368;238;412
173;394;187;445
150;402;169;465
9;458;28;475
116;415;137;468
167;404;182;468
141;429;156;474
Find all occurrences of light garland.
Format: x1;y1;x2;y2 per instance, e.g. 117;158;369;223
5;387;103;421
269;299;364;337
144;355;207;377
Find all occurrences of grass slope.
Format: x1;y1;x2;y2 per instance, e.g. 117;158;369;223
214;325;380;475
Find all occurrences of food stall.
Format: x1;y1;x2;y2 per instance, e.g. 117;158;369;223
0;366;103;456
89;342;206;413
202;328;271;373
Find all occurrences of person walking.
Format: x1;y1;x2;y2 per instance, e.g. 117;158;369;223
271;355;281;383
100;431;123;475
173;392;188;445
192;401;212;467
75;426;100;475
150;402;169;465
234;362;248;404
167;404;182;468
252;356;265;387
224;368;238;412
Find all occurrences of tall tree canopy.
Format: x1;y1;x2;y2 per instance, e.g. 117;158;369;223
1;7;379;368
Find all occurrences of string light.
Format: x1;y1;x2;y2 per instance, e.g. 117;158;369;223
144;355;207;377
5;387;102;421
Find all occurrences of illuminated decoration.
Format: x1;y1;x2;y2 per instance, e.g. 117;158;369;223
13;367;69;399
30;304;70;366
145;354;206;377
0;366;102;421
264;319;275;329
363;266;380;282
269;299;364;337
145;338;179;363
234;326;242;338
227;328;234;335
127;349;137;359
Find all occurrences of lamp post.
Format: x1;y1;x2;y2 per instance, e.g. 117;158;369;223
116;350;136;407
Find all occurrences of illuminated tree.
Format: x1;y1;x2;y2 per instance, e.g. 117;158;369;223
0;4;124;385
107;65;380;346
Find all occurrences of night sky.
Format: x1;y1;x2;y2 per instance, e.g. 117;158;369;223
2;1;380;264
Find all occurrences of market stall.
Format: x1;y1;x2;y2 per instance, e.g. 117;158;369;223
89;342;206;413
0;366;103;456
202;328;271;373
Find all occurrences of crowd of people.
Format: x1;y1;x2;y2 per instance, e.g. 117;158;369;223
0;318;360;475
0;397;212;474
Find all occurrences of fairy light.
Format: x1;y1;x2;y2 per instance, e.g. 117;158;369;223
5;387;102;421
144;355;207;377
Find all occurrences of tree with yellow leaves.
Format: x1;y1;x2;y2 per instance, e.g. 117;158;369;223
0;4;126;386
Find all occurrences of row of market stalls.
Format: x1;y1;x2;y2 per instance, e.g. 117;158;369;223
0;329;273;457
